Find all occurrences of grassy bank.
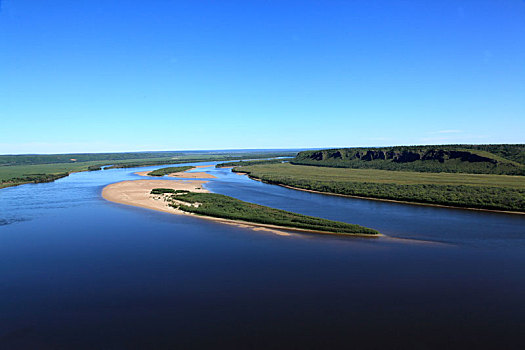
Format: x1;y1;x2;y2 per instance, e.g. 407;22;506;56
157;190;378;235
234;163;525;212
147;166;194;176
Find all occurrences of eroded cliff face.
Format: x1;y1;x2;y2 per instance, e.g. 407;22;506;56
299;148;498;164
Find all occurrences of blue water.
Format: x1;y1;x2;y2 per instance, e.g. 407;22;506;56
1;163;524;349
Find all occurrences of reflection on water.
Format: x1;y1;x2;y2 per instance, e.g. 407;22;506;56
0;162;524;349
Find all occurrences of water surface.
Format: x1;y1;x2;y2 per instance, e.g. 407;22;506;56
1;163;524;349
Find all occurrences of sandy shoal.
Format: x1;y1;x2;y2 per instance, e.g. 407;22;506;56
135;166;217;179
102;179;208;215
168;172;216;179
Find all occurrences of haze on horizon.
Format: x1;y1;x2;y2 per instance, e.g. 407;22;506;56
1;0;524;154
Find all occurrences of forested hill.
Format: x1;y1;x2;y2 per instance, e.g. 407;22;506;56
292;145;525;175
462;144;525;165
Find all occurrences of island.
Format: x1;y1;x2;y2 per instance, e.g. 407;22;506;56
102;179;379;236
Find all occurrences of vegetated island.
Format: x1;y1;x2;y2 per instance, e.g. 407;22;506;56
136;165;217;179
144;166;194;176
102;180;379;237
232;146;525;213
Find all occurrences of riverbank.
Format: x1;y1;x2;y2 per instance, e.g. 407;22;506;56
232;163;525;213
102;180;380;237
274;182;525;215
246;176;525;216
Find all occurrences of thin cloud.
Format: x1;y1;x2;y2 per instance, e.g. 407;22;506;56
429;130;463;134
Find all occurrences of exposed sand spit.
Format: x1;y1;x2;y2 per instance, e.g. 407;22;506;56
102;179;208;215
134;166;217;178
168;172;216;179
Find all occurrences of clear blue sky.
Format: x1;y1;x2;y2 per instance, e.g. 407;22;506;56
1;0;524;154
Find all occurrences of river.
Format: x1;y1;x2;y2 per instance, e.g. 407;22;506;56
1;162;524;349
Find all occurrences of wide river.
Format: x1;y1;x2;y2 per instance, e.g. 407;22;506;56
1;162;524;349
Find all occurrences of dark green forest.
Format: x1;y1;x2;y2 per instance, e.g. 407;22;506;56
293;144;525;175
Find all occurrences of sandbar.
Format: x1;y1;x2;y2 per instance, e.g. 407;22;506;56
135;166;217;179
168;172;216;179
102;179;208;215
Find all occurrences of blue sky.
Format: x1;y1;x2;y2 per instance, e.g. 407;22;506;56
1;0;524;154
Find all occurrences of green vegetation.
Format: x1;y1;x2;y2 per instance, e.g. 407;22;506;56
461;144;525;165
293;145;525;175
87;165;103;171
0;161;109;189
234;163;525;212
0;152;184;166
0;150;297;189
160;191;378;235
215;158;292;168
0;172;69;189
0;151;298;167
150;188;190;194
147;166;194;177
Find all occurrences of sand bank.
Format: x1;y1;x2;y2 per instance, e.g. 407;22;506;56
168;172;216;179
102;179;209;215
135;166;217;179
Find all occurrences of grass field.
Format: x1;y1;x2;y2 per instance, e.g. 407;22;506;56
0;157;177;187
237;163;525;189
235;163;525;212
161;191;378;235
